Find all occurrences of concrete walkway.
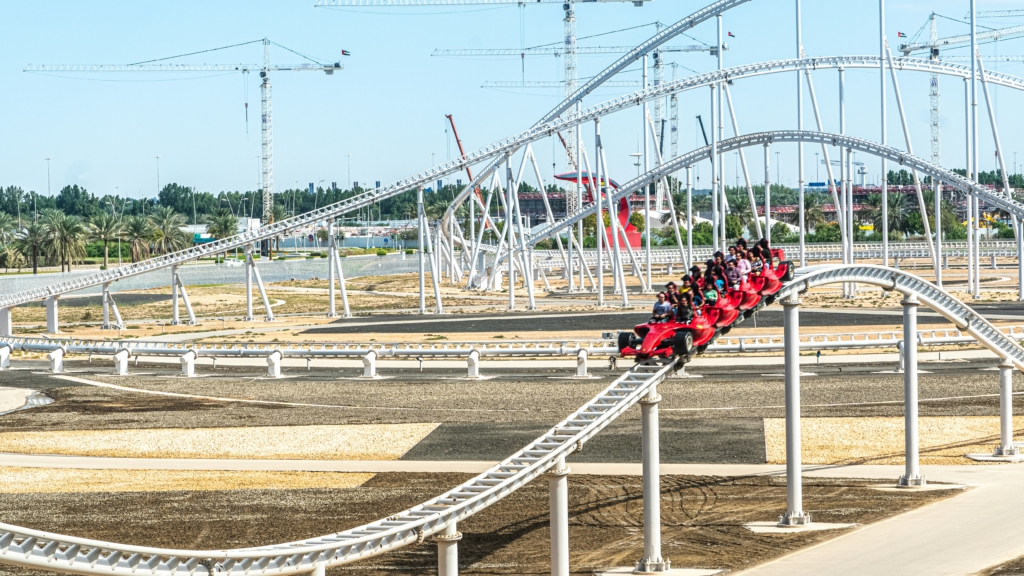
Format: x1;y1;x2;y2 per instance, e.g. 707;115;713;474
2;452;1023;574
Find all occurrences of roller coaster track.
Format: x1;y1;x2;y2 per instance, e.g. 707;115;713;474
4;53;1023;311
1;265;1022;576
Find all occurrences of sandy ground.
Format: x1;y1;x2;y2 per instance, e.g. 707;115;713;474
0;467;373;493
0;387;33;413
0;423;438;460
764;416;1024;465
979;553;1024;575
0;472;955;576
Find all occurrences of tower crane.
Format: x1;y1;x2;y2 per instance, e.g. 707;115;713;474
899;22;1024;169
316;0;650;215
25;38;343;230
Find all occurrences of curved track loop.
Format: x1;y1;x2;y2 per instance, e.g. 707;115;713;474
2;265;1023;576
524;130;1024;252
6;52;1022;311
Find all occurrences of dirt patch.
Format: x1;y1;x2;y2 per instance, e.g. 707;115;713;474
764;416;1024;465
0;473;956;576
0;423;438;460
0;467;373;493
977;553;1024;575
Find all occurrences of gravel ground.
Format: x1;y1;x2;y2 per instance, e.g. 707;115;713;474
2;360;1019;464
979;554;1024;575
0;472;955;576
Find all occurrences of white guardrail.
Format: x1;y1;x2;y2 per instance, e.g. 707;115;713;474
0;266;1022;576
3;325;1023;367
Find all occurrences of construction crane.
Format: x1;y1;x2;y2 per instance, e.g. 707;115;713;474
315;0;650;216
432;44;720;57
482;80;640;88
25;39;343;229
971;10;1024;18
899;21;1024;169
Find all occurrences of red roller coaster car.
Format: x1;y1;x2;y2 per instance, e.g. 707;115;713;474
618;252;794;362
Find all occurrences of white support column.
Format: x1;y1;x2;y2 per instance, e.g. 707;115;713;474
710;84;719;253
576;348;589;378
178;281;197;326
245;245;255;321
996;361;1019;457
250;258;275;322
332;248;352;318
467;349;481;379
424;217;445;314
880;0;889;267
636;384;668;572
180;350;196;377
548;456;570;576
44;296;59;334
0;308;11;337
310;565;325;576
764;144;771;244
686;167;693;268
935;181;943;289
643;53;652;292
48;347;64;373
328;219;338;318
171;265;181;326
779;295;810;526
434;521;461;576
113;349;131;376
418;186;427;314
1019;218;1024;302
898;294;925;487
0;345;10;370
796;0;806;267
266;350;283;378
102;283;112;330
362;349;377;378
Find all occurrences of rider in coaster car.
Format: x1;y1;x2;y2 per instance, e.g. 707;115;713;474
713;251;725;267
750;246;765;274
682;276;704;307
736;237;749;251
725;260;742;288
702;274;720;305
675;292;695;323
736;250;752;280
652;292;673;322
726;246;738;263
665;282;681;306
757;238;774;268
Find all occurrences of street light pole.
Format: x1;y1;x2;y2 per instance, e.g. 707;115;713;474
346;154;352;190
155;156;161;194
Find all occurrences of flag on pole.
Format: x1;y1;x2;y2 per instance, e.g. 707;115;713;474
728;32;735;38
897;32;907;38
341;50;351;56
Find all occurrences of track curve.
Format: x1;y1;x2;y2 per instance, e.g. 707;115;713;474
1;265;1021;576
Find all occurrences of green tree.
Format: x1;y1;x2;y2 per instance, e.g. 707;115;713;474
149;206;191;255
691;222;714;246
0;212;15;247
124;215;154;263
41;209;87;272
204;209;239;258
628;211;645;234
88;212;124;270
0;245;25;272
15;220;46;274
724;214;743;240
55;185;98;218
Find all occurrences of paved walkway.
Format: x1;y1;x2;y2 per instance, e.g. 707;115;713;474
3;453;1021;574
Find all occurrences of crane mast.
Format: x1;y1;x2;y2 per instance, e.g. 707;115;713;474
564;1;578;216
261;39;275;227
929;13;940;166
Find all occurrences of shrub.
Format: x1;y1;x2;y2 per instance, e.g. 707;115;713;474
376;249;388;257
405;249;415;255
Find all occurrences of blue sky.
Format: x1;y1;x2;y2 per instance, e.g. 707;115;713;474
3;0;1024;201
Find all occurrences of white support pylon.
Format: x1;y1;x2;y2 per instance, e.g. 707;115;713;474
434;521;461;576
244;244;255;321
996;361;1020;457
636;384;668;572
779;294;811;526
0;308;11;338
898;293;926;487
548;456;570;576
44;296;59;334
328;219;338;318
171;265;181;326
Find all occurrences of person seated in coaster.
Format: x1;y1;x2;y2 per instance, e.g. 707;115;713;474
750;246;765;274
726;246;738;263
688;278;704;307
757;237;775;268
736;237;749;251
736;250;752;280
652;292;673;322
725;259;742;288
702;279;720;305
665;282;681;306
675;292;695;323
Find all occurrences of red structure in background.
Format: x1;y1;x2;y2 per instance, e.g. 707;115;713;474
554;172;641;248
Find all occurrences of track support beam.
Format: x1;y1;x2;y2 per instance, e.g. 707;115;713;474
434;521;461;576
549;456;570;576
636;384;669;572
898;294;925;487
779;295;810;526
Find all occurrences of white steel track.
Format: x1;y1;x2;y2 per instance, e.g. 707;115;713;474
1;265;1023;576
4;55;1022;311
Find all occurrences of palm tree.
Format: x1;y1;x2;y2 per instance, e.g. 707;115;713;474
0;212;15;248
89;212;123;270
41;210;87;273
802;195;828;232
204;209;238;258
15;220;46;274
864;192;909;237
123;215;154;263
149;206;191;255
